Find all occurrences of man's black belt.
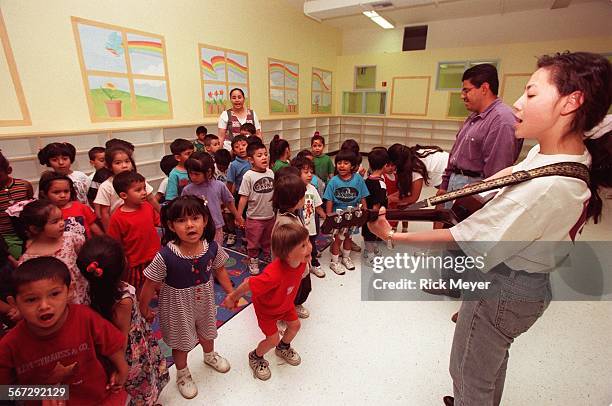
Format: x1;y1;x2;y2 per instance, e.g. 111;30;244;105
452;168;482;178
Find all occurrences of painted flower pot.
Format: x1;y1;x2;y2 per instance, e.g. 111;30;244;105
104;100;122;118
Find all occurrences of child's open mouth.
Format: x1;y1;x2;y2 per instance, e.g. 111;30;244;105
40;313;54;321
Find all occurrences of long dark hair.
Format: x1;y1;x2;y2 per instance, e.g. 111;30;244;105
388;144;443;196
537;52;611;223
269;134;289;167
76;236;126;322
38;171;78;202
161;195;216;244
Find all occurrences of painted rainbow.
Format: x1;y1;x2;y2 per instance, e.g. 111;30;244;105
128;40;163;58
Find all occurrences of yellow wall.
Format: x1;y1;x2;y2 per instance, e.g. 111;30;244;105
0;0;341;135
337;36;612;120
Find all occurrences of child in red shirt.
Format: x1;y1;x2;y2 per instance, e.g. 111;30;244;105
0;256;128;405
222;222;311;381
38;171;104;238
107;171;161;292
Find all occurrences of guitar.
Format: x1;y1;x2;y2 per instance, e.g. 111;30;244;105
320;162;589;234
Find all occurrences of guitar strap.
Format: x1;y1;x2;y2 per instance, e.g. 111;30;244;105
415;162;590;209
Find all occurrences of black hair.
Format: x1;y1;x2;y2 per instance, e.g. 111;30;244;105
204;134;219;147
368;147;390;171
334;148;360;169
185;151;215;179
536;52;611;223
240;122;257;135
0;153;9;172
296;149;314;160
38;171;77;202
76;236;126;321
196;125;208;136
340;139;362;167
388;143;443;194
214;149;231;169
311;134;325;146
291;156;315;172
160;154;178;177
88;147;105;161
20;199;58;235
37;142;76;166
229;88;245;98
272;169;306;213
231;134;248;150
11;257;71;296
105;138;135;152
247;141;266;158
161;195;216;245
112;171;145;195
170;138;195;155
105;145;136;171
462;63;499;95
269;134;290;166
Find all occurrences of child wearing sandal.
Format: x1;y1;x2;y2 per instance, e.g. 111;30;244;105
222;222;311;381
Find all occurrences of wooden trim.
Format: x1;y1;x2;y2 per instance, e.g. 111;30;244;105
390;76;431;116
71;16;173;123
0;9;31;126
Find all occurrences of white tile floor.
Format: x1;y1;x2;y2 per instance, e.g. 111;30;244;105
158;188;612;405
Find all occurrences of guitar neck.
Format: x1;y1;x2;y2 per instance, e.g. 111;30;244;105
366;208;454;226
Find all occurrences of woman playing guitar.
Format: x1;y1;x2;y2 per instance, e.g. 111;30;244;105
368;52;611;406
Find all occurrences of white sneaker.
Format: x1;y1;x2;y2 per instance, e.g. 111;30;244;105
176;367;198;399
226;233;236;246
248;258;260;275
204;351;231;373
295;304;310;319
310;265;325;278
275;346;301;366
330;261;345;275
341;256;356;271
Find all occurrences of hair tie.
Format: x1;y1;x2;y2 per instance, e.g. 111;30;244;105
86;261;104;278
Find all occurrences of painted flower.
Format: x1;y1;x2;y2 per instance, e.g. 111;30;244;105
100;82;117;100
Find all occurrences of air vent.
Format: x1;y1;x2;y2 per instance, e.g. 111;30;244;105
371;2;394;8
402;25;428;51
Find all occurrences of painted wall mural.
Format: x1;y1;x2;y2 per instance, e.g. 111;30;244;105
268;58;299;114
311;68;332;114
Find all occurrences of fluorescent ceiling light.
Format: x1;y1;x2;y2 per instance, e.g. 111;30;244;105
362;10;394;29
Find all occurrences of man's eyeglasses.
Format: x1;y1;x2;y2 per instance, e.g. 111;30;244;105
461;86;477;95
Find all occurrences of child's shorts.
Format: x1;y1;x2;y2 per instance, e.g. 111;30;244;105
254;307;298;336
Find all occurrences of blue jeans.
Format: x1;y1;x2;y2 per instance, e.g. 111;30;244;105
450;264;551;405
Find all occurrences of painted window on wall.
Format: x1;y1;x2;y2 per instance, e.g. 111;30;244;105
200;44;249;117
355;66;376;90
269;58;299;114
72;17;172;122
342;91;386;115
437;60;498;90
311;68;332;114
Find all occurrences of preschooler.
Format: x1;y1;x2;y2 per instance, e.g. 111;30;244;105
226;135;250;195
140;196;234;399
107;171;161;292
38;171;104;238
193;125;208;152
19;199;89;304
166;138;195;200
362;148;389;264
311;132;334;182
323;149;369;274
237;142;275;275
77;236;169;406
270;134;291;172
182;152;241;245
0;257;128;404
38;142;91;206
222;222;311;381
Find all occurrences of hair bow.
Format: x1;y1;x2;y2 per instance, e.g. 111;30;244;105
86;261;104;277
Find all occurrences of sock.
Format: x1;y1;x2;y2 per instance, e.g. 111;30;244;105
250;349;263;359
204;351;215;361
342;249;351;258
176;367;189;378
331;254;339;263
277;340;290;350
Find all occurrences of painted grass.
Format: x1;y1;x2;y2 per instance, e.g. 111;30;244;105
90;89;169;118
